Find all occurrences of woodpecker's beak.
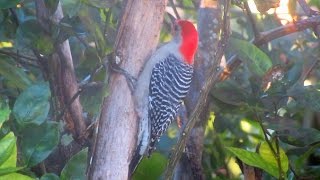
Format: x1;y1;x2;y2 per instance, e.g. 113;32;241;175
166;13;179;36
167;13;177;25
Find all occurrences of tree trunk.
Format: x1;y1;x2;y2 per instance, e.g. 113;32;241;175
89;0;168;179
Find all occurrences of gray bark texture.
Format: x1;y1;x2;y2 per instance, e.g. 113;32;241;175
89;0;168;179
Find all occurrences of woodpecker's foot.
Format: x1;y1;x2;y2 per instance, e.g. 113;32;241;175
110;65;137;92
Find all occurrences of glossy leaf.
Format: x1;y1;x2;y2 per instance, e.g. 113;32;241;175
133;153;167;180
277;127;320;147
0;58;32;90
0;173;33;180
0;132;16;168
230;38;272;76
60;148;88;180
227;147;279;178
20;122;59;167
0;97;10;128
0;167;23;176
0;0;21;9
13;82;50;126
259;142;288;175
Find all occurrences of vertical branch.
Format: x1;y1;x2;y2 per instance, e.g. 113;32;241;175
88;0;168;179
165;0;231;179
34;1;87;143
174;0;227;178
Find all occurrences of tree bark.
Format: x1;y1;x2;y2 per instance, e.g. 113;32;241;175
174;1;228;179
88;0;168;179
166;0;231;178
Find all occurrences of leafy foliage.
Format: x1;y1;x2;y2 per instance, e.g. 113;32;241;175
0;0;319;179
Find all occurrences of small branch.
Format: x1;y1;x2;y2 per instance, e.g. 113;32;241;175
0;50;39;68
243;1;260;39
169;0;181;19
220;15;320;81
165;0;231;178
255;15;320;45
256;113;283;179
297;0;318;16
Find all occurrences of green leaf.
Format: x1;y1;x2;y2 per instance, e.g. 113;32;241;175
277;127;320;147
0;97;10;128
301;86;320;112
230;38;272;76
259;142;288;175
0;0;21;9
0;173;33;180
227;147;279;178
13;82;50;126
0;167;23;176
16;20;54;55
213;80;248;106
20;122;59;167
0;132;16;168
133;153;167;180
40;173;60;180
0;58;32;90
60;148;88;180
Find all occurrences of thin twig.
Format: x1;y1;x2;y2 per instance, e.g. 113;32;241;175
243;1;260;39
164;0;231;178
255;111;284;179
169;0;181;19
0;49;38;61
219;15;320;81
297;0;318;16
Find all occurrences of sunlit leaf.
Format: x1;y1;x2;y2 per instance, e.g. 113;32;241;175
0;167;23;176
0;57;32;90
0;97;10;128
0;132;16;168
0;173;33;180
13;82;50;126
259;142;288;175
230;38;272;76
20;122;59;167
0;0;21;9
60;148;88;180
227;147;279;178
253;0;280;13
133;153;167;180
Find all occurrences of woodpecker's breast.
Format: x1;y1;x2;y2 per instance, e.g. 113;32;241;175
148;54;193;153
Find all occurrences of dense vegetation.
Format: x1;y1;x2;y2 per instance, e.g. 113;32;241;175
0;0;320;179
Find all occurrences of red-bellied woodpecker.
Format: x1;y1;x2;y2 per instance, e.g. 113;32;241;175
130;19;198;174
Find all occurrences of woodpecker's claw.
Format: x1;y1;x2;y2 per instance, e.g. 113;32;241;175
110;65;137;92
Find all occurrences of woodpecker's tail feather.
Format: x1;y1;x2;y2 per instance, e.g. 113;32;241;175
129;138;145;176
129;151;143;176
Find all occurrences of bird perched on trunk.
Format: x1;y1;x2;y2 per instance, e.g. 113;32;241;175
130;16;198;175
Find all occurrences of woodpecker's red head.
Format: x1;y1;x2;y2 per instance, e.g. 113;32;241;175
174;20;198;65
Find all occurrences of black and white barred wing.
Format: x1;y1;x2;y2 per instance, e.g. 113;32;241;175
147;54;193;155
